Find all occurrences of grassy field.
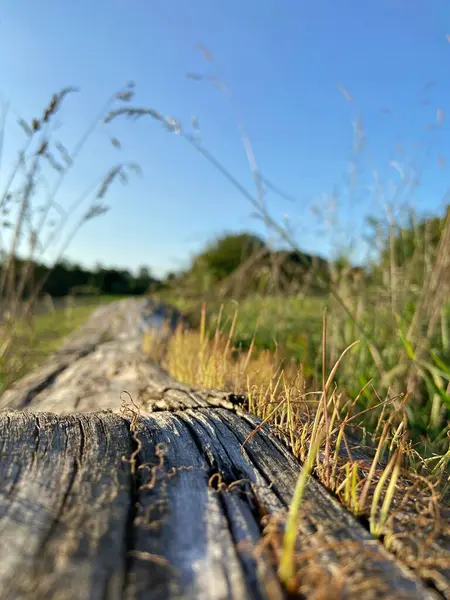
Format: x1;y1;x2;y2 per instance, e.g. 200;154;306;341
153;286;450;469
0;295;125;392
165;293;325;366
27;295;125;354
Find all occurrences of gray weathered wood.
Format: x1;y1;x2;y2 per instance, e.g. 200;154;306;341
0;298;447;599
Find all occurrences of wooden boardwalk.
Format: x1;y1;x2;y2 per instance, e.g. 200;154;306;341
0;299;448;599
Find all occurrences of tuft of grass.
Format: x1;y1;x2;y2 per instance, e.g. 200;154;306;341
160;302;291;393
144;300;449;590
278;418;325;590
162;286;450;459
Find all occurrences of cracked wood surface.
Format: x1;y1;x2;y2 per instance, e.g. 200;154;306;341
0;298;448;599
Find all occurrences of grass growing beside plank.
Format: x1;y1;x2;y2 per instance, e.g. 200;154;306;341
158;292;325;373
143;301;449;593
160;288;450;459
0;295;123;392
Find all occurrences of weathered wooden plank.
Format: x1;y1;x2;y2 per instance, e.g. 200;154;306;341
0;412;132;599
0;409;440;600
0;298;243;415
123;411;284;600
0;298;448;599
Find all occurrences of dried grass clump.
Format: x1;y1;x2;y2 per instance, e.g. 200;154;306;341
143;302;449;592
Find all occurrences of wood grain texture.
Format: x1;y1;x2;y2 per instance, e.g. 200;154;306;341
0;298;447;599
0;409;440;600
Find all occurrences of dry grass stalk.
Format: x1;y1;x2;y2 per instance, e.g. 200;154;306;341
0;83;140;382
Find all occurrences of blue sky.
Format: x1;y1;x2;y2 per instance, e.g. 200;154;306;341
1;0;449;276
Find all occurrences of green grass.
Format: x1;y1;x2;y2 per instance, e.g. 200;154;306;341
157;288;450;462
0;294;125;391
159;292;325;373
221;295;323;347
31;295;122;355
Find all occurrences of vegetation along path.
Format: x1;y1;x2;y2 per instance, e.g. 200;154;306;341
0;299;448;599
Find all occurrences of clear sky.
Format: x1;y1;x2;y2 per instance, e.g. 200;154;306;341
1;0;449;277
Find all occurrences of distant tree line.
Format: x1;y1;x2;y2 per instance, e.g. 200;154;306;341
164;232;332;297
163;207;449;298
0;258;161;298
9;207;444;301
